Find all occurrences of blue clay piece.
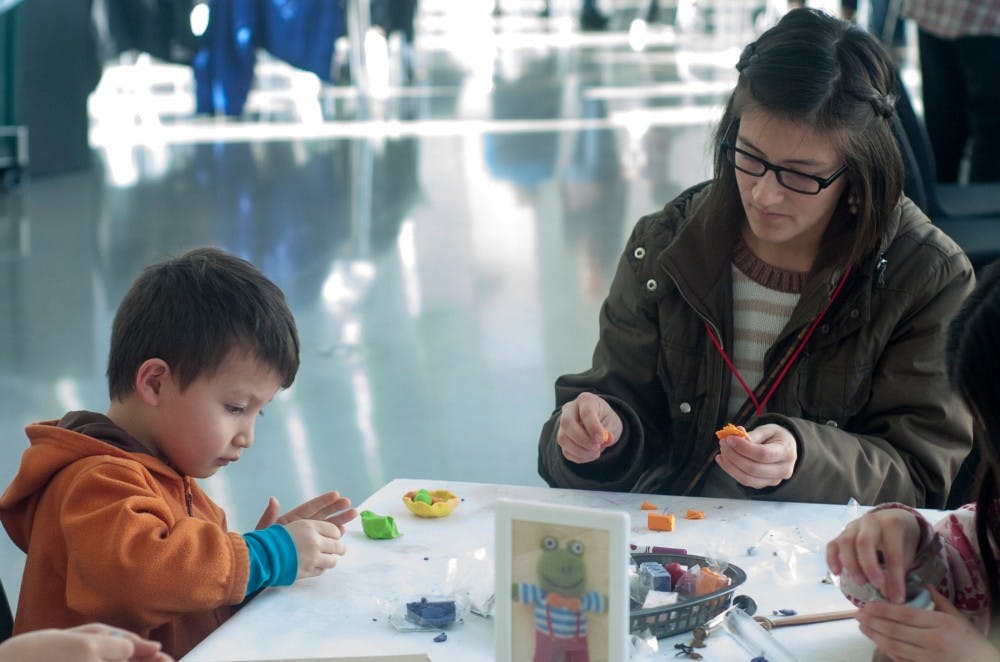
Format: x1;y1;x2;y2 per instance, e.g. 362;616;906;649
773;608;797;616
638;562;672;591
433;632;447;642
406;598;456;627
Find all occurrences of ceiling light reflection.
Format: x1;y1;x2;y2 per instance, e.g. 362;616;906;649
397;219;422;318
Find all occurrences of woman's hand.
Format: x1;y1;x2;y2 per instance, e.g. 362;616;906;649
556;392;622;464
826;507;921;604
856;588;999;662
715;423;796;489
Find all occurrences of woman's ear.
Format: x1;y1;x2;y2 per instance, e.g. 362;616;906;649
135;358;170;406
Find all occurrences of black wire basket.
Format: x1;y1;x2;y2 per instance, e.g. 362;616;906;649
629;552;747;639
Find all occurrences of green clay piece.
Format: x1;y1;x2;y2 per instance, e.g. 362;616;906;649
361;510;400;539
414;489;433;505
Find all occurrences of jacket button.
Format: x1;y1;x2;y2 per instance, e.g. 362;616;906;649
679;402;691;414
820;323;830;334
849;308;859;319
825;419;838;427
646;279;657;292
634;247;646;259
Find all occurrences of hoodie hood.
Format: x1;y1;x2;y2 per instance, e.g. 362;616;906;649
0;412;177;551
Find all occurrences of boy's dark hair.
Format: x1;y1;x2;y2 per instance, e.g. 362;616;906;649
946;259;1000;611
701;8;903;271
107;247;300;399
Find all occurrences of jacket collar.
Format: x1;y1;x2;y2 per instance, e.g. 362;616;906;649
656;186;908;347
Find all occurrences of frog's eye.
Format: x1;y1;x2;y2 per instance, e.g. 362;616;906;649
569;540;584;555
542;536;558;550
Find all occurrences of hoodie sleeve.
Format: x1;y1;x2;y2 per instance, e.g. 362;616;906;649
58;457;249;632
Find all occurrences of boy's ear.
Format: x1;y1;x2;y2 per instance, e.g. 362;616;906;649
135;358;171;405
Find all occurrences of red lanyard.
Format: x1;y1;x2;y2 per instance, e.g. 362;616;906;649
706;267;852;417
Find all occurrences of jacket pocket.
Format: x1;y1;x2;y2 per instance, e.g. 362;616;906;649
795;355;874;426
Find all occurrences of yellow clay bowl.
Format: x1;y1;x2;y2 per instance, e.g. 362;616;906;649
402;489;460;518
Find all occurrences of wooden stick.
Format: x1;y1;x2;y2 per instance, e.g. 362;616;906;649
755;609;858;630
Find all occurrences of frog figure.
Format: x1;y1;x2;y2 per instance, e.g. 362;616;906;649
512;536;608;662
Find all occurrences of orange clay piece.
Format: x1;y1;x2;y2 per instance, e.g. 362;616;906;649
684;509;705;520
715;423;748;440
647;512;675;532
640;501;658;510
695;567;731;596
602;429;612;446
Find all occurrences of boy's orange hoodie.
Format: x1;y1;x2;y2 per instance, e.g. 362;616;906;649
0;412;250;658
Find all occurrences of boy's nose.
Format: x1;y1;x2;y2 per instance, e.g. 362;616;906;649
236;427;254;448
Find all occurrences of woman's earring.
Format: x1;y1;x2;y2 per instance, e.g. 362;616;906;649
847;193;859;215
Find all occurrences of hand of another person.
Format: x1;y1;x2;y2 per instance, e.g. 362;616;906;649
856;588;999;662
826;507;921;604
0;623;172;662
284;519;346;579
255;492;358;534
556;392;623;464
714;423;796;489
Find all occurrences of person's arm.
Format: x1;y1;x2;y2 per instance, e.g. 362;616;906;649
241;524;297;600
757;248;975;506
537;213;672;492
59;460;250;633
0;623;172;662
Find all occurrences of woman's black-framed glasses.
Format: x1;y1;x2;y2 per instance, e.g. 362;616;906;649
722;142;847;195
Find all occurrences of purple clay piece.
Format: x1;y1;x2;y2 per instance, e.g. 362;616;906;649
433;632;447;642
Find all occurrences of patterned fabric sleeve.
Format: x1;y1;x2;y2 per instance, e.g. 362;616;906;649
873;502;992;631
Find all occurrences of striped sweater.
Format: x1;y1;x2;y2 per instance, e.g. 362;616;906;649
726;241;806;418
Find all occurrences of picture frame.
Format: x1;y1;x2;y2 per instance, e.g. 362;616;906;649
494;498;630;662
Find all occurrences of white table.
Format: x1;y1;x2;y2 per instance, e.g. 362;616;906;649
183;479;941;661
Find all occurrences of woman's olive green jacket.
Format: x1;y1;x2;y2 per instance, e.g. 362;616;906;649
539;183;974;507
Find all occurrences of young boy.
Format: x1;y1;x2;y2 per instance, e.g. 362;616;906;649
0;247;358;658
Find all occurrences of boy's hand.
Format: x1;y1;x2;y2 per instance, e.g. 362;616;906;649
283;519;347;579
255;492;358;534
856;588;1000;662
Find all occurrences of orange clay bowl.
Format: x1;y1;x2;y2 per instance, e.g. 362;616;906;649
402;489;461;518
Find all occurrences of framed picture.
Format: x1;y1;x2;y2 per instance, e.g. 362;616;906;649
494;498;629;662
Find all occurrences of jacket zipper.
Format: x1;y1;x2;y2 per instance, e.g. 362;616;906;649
184;481;194;516
663;271;727;495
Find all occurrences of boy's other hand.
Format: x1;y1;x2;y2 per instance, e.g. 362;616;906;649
255;492;359;534
284;519;346;579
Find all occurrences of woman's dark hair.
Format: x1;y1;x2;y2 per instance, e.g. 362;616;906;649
701;8;903;269
107;247;300;399
946;259;1000;608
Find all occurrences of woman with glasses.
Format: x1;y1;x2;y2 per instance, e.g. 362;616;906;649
538;8;975;507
